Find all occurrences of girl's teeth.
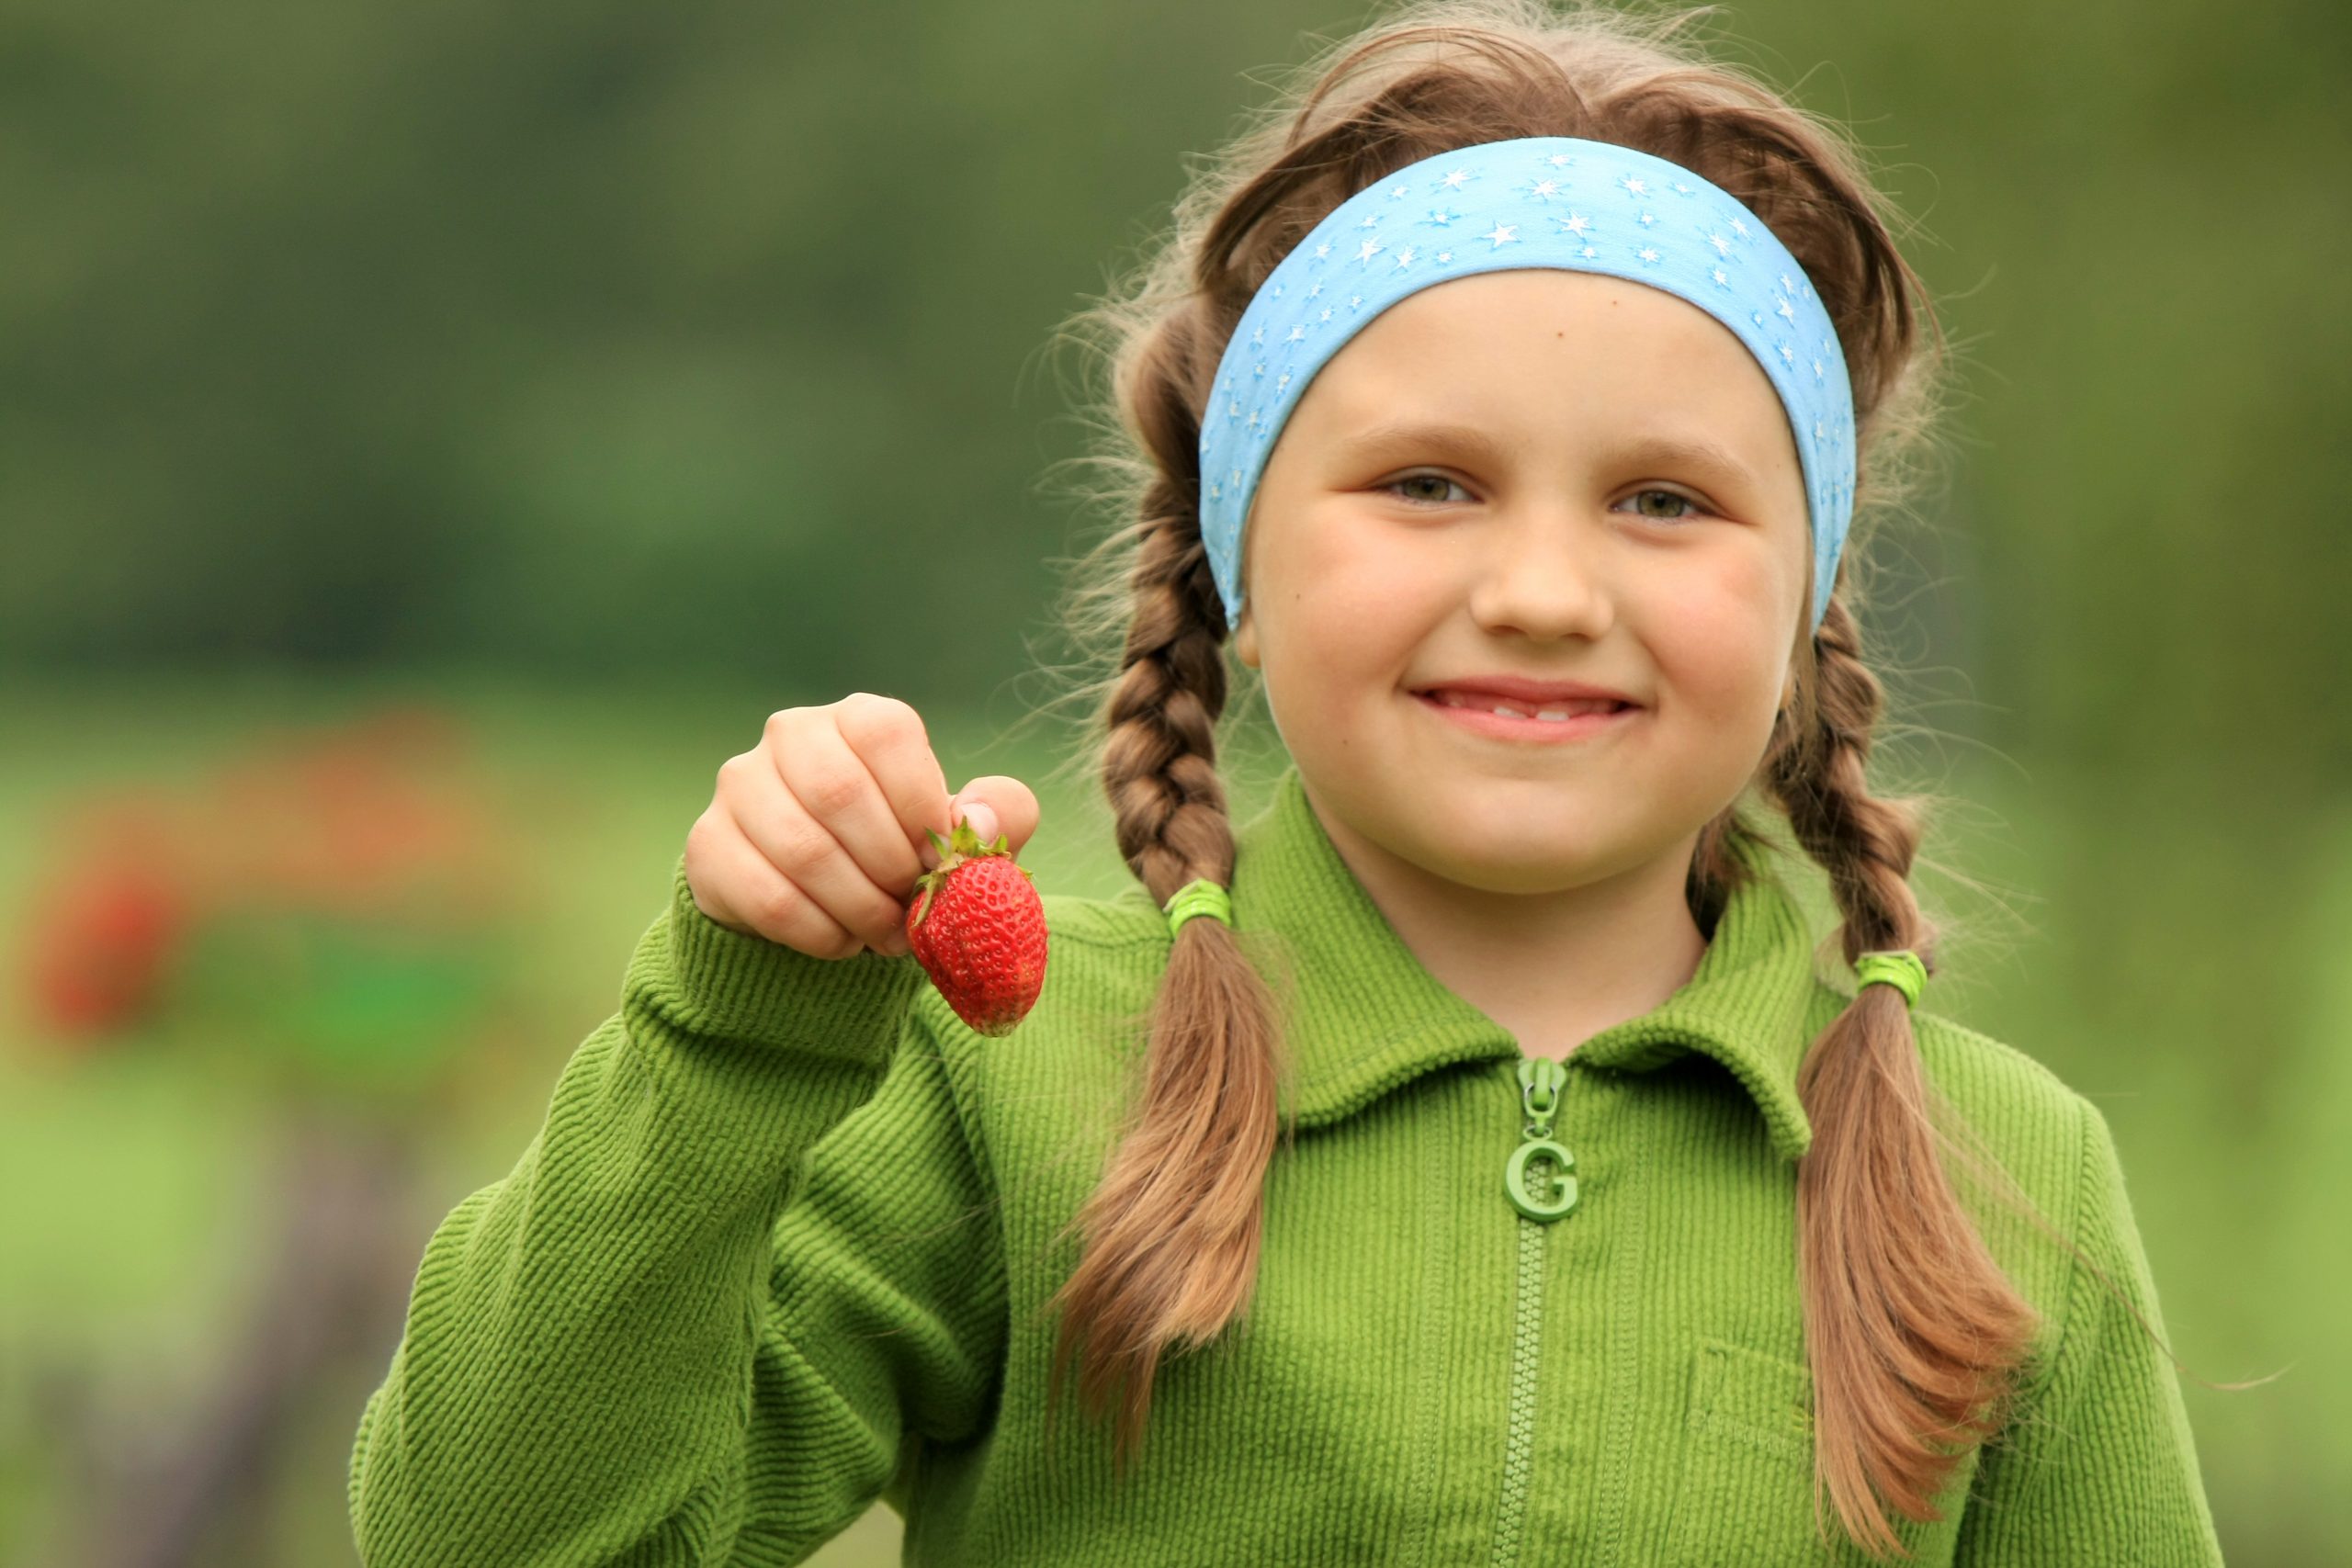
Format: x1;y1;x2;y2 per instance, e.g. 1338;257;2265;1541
1438;691;1608;720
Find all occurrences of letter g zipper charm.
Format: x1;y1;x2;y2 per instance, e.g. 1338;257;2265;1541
1505;1056;1577;1222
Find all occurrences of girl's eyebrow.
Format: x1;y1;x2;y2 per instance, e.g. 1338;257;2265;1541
1334;419;1759;492
1611;433;1762;493
1333;418;1512;469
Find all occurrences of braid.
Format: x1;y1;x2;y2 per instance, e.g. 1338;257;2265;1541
1040;321;1289;1476
1764;594;2043;1558
1767;596;1930;953
1100;478;1238;905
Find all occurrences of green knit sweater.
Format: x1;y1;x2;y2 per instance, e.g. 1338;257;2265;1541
348;765;2222;1566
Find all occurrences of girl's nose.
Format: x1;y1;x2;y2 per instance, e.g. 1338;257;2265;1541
1466;508;1616;640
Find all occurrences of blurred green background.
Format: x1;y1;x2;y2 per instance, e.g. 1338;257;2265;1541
3;0;2344;1562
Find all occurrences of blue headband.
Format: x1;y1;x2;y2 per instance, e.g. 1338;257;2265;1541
1199;136;1857;636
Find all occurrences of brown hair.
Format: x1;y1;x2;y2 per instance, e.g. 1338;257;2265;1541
1015;0;2194;1556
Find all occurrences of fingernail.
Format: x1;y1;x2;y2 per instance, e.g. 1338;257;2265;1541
962;802;999;844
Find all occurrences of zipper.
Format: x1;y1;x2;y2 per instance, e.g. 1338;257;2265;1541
1489;1055;1577;1568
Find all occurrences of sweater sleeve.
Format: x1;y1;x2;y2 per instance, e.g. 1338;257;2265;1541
347;853;1008;1566
1953;1097;2224;1565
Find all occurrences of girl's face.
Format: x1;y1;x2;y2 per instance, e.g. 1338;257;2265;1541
1232;267;1810;897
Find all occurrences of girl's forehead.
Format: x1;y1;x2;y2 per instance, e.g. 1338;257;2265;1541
1335;269;1756;372
1293;273;1791;448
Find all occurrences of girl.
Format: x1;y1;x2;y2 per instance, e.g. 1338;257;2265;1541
347;2;2224;1563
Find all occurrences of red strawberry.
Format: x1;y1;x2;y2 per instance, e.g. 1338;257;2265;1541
903;817;1047;1036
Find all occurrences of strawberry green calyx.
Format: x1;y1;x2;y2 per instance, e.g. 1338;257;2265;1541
910;817;1035;931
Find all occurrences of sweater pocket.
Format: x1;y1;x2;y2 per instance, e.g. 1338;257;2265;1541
1665;1337;1953;1567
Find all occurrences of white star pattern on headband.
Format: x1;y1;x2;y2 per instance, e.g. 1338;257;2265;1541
1200;139;1858;640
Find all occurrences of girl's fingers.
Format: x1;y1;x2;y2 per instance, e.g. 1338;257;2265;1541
769;710;929;900
698;807;864;960
828;693;956;876
732;750;912;958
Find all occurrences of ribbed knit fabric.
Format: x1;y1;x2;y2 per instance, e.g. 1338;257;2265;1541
348;764;2222;1566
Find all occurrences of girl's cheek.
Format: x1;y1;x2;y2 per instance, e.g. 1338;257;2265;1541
1651;576;1785;711
1291;531;1429;642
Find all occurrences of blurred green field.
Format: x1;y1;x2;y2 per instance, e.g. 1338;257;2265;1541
1;674;2343;1564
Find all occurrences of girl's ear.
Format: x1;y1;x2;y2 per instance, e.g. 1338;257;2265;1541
1233;603;1259;670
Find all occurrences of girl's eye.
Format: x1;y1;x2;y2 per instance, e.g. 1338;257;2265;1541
1617;488;1707;524
1382;472;1473;506
1377;477;1713;520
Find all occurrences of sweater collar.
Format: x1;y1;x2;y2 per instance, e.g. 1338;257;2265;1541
1227;765;1825;1160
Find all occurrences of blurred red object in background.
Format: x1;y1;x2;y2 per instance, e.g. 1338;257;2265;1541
22;851;193;1039
12;702;519;1060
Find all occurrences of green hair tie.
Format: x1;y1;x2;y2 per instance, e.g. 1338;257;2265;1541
1163;878;1233;938
1854;949;1927;1009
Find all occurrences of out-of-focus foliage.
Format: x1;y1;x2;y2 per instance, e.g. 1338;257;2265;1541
0;0;1308;698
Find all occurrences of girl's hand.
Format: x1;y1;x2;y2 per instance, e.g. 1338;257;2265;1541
684;693;1040;960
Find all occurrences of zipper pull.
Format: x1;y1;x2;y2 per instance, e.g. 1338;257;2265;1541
1506;1056;1578;1222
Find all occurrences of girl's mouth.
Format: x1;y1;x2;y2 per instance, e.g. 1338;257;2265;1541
1413;689;1638;742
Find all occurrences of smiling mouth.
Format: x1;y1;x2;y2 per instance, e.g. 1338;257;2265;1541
1411;689;1638;741
1418;690;1634;720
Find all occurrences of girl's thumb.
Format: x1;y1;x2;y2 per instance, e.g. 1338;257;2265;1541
950;795;1000;848
946;775;1039;861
